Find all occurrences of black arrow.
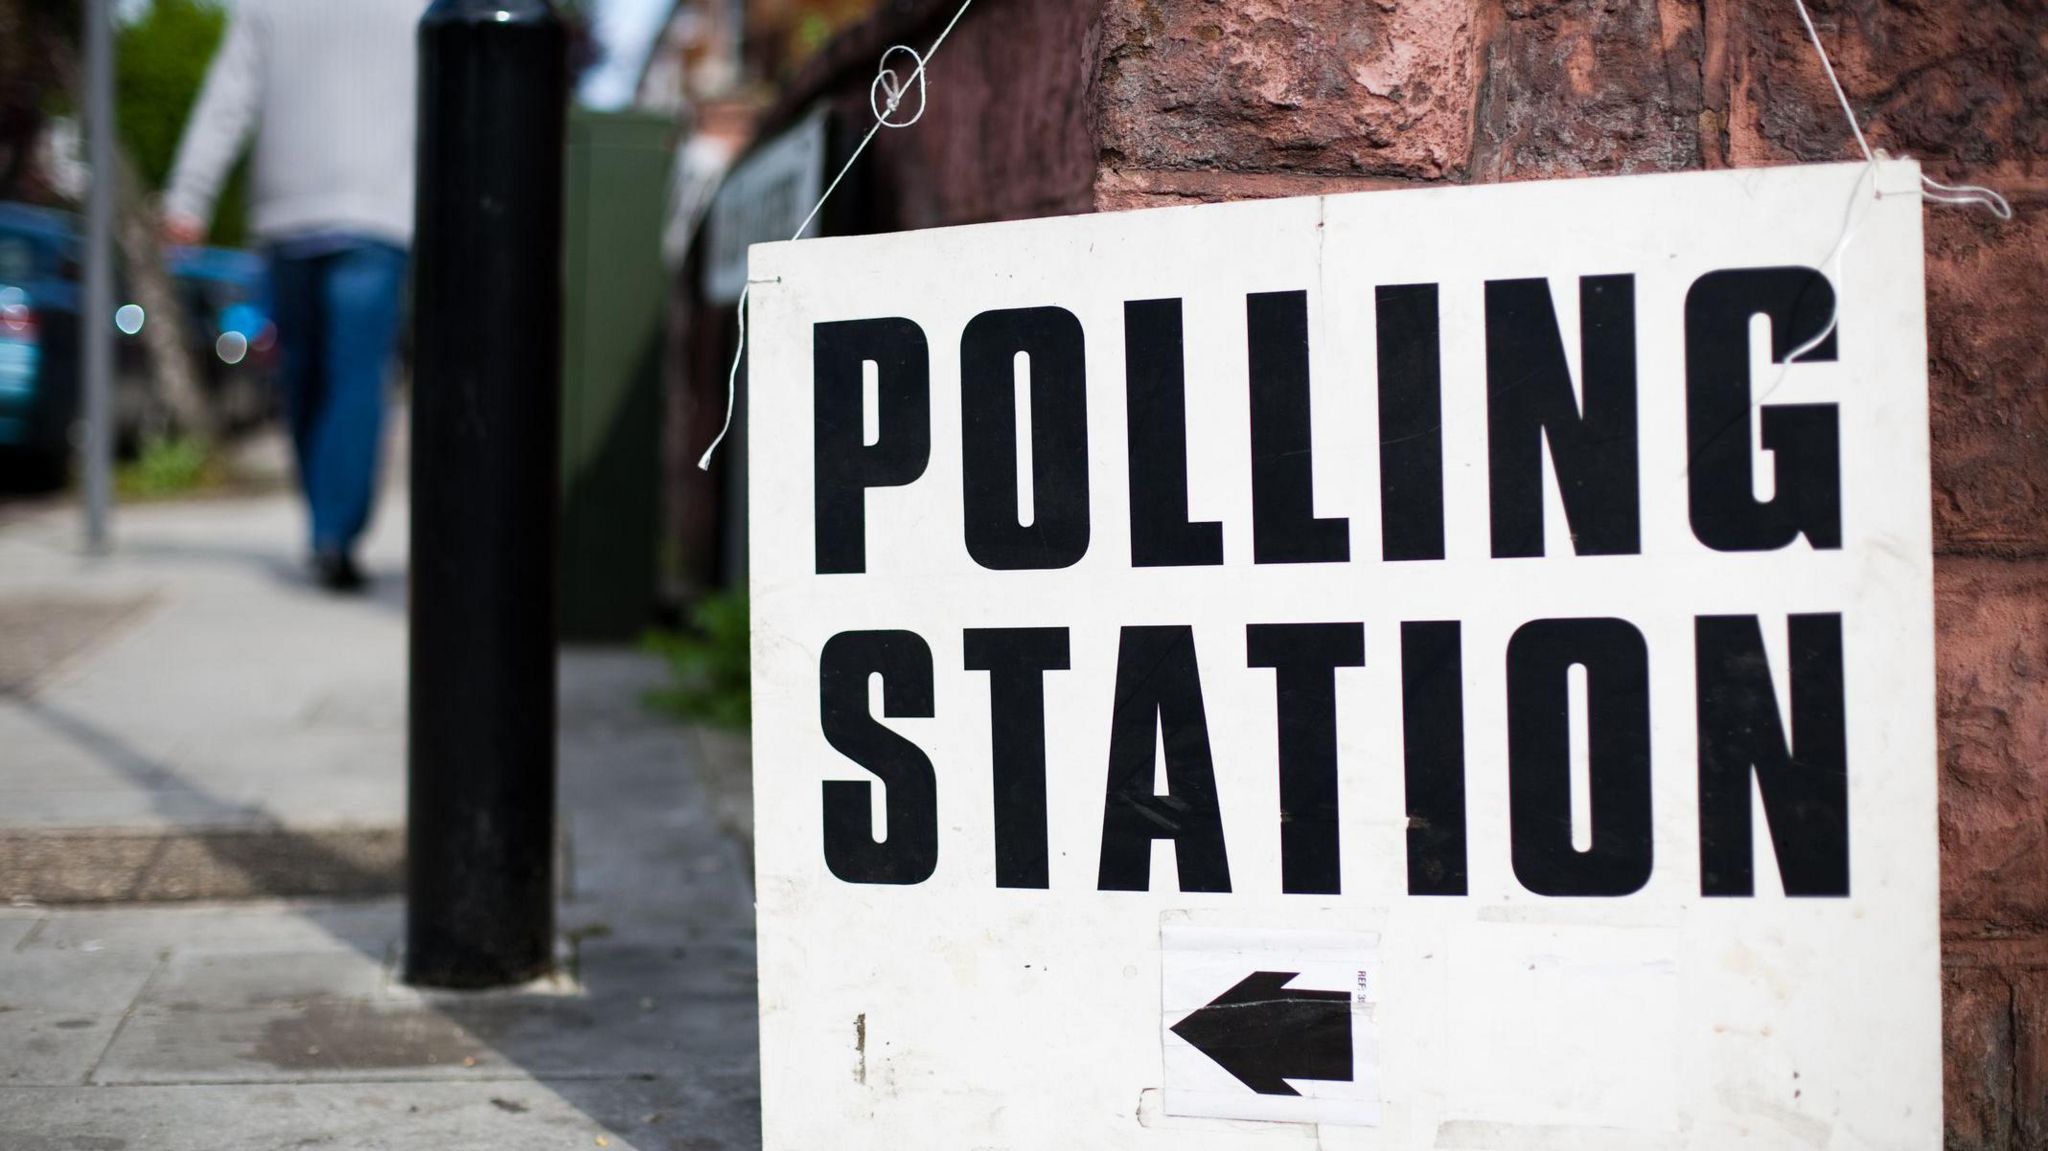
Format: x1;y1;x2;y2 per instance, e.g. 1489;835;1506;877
1169;971;1353;1096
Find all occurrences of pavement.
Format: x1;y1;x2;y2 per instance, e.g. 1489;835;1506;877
0;488;410;901
0;486;762;1150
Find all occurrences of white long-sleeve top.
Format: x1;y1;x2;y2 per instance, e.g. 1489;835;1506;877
164;0;428;246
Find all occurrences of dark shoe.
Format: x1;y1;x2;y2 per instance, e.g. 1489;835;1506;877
311;549;366;593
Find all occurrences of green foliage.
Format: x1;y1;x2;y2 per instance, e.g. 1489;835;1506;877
117;0;248;243
116;434;221;498
793;13;837;61
643;591;751;730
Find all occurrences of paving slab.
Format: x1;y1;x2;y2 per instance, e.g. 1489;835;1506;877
16;900;398;958
0;827;403;904
95;950;756;1086
0;1071;761;1151
0;949;159;1087
0;917;39;953
0;493;409;902
0;595;154;695
0;493;409;840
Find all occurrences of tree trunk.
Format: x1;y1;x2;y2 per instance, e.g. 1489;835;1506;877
45;28;219;447
113;147;216;446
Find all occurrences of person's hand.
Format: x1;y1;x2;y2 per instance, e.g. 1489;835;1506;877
160;213;206;248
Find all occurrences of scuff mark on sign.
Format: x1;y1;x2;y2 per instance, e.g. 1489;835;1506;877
854;1012;867;1085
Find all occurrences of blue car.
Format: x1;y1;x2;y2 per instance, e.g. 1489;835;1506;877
0;201;279;486
0;203;83;484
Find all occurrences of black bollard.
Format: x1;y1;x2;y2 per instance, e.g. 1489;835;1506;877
406;0;567;989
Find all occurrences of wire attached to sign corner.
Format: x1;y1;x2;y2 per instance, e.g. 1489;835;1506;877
1771;0;2012;375
700;0;2010;473
697;0;980;471
1790;0;2011;221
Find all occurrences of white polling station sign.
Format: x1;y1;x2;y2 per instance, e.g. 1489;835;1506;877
745;160;1938;1149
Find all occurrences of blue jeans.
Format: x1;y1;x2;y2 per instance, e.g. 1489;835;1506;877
268;239;408;555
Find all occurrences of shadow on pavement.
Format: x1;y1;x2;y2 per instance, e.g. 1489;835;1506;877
1;652;761;1150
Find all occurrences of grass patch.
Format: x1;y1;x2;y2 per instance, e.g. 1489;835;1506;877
116;435;224;499
643;590;750;729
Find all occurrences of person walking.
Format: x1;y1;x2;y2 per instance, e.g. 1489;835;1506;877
163;0;427;592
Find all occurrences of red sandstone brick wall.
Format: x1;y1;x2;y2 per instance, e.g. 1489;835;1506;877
765;0;1103;228
1097;7;2043;1143
767;3;2043;1140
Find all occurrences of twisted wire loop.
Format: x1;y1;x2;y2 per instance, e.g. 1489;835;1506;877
871;45;930;128
1752;0;2014;378
1917;170;2013;220
700;1;977;470
1792;0;2011;220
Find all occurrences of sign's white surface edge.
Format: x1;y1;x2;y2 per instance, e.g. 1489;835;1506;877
743;159;1937;1150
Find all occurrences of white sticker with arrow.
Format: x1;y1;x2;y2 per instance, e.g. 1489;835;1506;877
1160;925;1382;1127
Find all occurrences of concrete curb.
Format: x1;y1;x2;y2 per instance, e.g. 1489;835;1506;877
691;726;753;881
